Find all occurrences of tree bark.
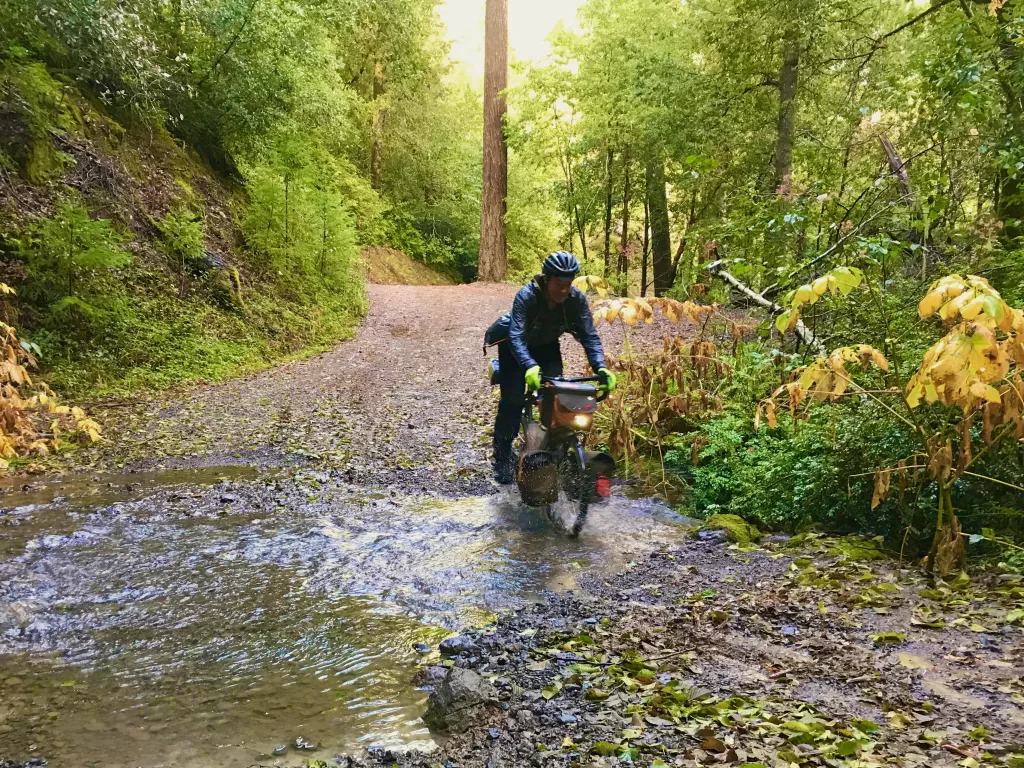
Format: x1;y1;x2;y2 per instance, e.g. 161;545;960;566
641;193;650;296
618;145;630;276
646;158;673;296
774;29;799;194
370;60;386;191
994;1;1024;244
479;0;508;282
603;146;614;275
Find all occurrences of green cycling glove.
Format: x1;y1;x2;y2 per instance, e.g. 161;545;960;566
598;367;617;394
524;365;542;391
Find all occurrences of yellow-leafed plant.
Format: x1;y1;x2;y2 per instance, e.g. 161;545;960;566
757;273;1024;574
589;294;742;489
0;285;101;469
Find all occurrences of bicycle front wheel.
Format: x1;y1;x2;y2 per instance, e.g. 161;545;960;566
545;439;591;536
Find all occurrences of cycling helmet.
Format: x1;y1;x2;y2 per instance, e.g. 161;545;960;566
541;251;581;279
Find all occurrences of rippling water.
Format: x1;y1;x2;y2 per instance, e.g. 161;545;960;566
0;469;689;767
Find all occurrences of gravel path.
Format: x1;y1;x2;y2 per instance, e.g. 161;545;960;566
67;283;712;493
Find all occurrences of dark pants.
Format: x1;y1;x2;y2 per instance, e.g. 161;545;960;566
493;341;563;469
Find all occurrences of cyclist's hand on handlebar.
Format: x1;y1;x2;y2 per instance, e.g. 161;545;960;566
524;365;542;391
597;367;617;394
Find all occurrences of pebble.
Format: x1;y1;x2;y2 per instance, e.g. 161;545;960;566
488;727;501;740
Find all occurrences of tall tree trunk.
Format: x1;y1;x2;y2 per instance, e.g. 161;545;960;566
603;146;614;275
478;0;508;282
641;194;650;297
774;29;799;195
646;158;673;296
666;190;696;288
370;60;386;191
995;2;1024;244
618;145;630;276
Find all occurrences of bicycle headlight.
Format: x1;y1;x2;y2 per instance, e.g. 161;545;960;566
573;413;593;429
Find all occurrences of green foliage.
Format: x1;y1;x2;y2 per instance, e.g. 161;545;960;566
0;59;79;183
239;144;361;296
18;199;131;315
155;205;206;297
29;265;364;397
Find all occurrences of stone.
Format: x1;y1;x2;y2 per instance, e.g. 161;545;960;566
826;535;886;562
412;665;448;688
440;635;478;656
697;528;729;544
0;601;35;632
699;513;761;546
423;667;497;732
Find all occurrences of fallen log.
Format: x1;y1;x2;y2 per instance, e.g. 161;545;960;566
707;260;825;355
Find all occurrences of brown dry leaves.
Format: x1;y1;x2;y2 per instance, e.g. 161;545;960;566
755;344;890;430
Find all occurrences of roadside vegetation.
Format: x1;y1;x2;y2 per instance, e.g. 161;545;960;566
504;0;1024;570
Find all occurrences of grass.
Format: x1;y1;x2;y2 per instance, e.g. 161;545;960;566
29;271;366;399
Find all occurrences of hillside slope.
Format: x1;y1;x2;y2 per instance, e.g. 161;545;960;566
363;246;456;286
0;58;365;397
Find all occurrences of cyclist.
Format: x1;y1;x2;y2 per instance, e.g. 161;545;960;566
484;251;617;484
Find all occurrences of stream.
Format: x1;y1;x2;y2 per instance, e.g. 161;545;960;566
0;468;689;767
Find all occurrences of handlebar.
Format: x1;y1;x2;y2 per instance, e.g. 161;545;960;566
541;375;601;384
532;374;609;403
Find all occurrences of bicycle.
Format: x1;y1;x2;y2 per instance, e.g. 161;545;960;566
515;375;615;536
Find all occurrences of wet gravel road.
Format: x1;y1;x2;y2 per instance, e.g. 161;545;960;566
0;282;710;767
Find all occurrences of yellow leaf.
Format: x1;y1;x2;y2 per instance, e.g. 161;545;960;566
906;382;922;408
811;277;829;297
870;349;890;371
960;295;983;320
919;290;945;319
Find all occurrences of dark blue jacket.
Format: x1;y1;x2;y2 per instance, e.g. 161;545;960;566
486;278;606;372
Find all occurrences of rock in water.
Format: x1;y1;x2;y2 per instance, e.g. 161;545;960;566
412;665;449;688
439;634;478;656
423;667;497;731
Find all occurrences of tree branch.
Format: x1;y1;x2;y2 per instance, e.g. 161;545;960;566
195;0;262;89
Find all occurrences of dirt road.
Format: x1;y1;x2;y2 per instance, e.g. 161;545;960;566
77;282;689;491
4;284;1021;768
81;284;518;491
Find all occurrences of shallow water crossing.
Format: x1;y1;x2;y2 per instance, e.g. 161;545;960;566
0;469;689;767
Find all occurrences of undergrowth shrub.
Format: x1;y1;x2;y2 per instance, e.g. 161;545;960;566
678;405;920;537
17;197;131;317
155;205;206;298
